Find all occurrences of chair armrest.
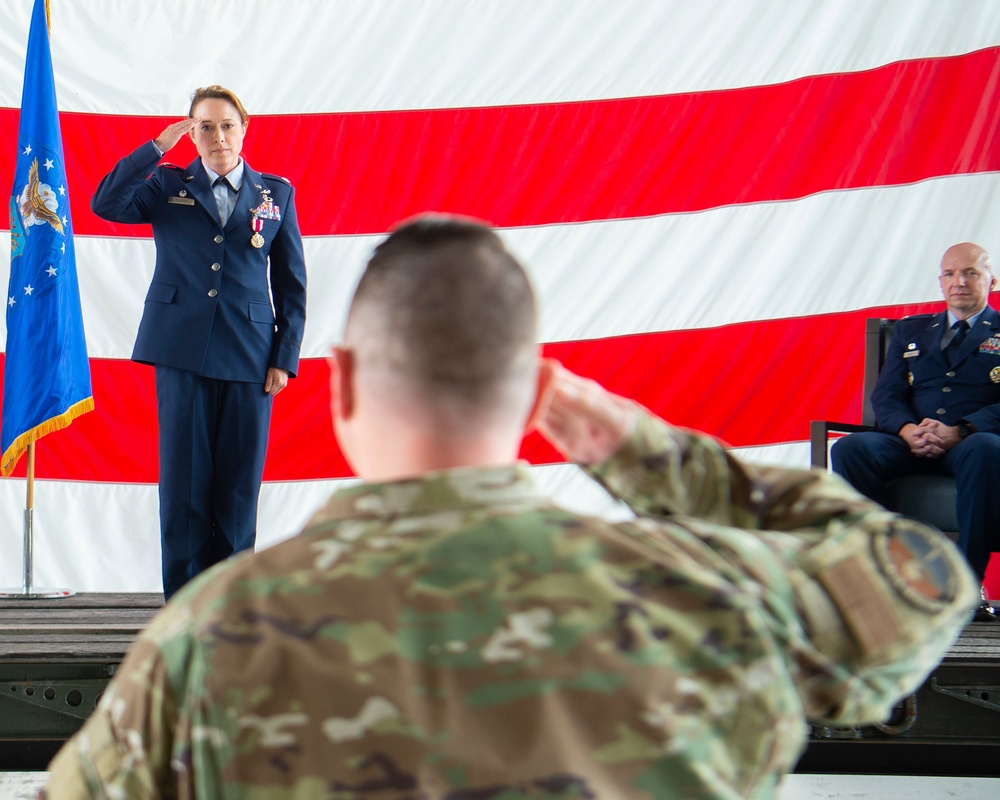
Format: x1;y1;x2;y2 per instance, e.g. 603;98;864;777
810;420;872;469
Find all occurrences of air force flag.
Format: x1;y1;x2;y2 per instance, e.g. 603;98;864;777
3;0;93;476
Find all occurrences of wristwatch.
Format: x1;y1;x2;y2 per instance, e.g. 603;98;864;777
956;421;974;439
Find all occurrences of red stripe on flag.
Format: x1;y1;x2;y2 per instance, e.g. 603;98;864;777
0;301;950;482
2;48;1000;237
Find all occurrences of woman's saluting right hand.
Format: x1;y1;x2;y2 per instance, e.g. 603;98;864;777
154;117;198;153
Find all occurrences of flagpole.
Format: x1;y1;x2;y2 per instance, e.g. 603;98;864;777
1;0;89;600
24;443;35;593
0;443;74;599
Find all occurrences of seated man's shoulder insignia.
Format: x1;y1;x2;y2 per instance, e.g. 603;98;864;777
261;172;291;186
873;523;959;614
901;313;934;320
161;163;184;170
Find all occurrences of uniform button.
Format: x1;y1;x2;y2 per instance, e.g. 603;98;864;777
211;262;221;272
942;386;952;392
946;371;956;378
207;289;218;298
936;408;946;415
214;235;224;244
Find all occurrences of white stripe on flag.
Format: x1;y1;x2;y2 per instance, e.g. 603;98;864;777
1;0;998;113
0;441;811;593
4;172;994;359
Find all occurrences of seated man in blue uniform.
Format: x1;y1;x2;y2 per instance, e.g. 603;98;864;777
832;242;999;621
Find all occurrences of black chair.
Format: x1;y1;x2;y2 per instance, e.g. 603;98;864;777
810;318;958;534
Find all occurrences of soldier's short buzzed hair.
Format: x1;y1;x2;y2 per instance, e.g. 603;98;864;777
347;215;538;405
188;85;249;123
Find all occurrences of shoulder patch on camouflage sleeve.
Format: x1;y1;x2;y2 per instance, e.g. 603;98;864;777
872;524;958;614
818;556;903;658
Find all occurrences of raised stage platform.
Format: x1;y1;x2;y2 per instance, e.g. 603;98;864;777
1;594;998;774
0;593;162;770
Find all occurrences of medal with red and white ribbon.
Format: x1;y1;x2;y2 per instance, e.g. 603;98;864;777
250;215;265;249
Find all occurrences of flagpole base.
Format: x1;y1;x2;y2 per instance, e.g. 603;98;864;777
0;588;75;599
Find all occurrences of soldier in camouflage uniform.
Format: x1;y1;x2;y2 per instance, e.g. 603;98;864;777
43;215;976;799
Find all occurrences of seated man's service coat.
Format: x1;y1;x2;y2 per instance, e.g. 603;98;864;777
873;306;1000;434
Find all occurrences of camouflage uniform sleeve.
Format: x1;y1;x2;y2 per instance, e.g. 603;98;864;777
590;409;979;725
587;410;746;526
41;627;181;798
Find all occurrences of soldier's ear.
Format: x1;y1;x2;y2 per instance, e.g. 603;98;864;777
524;357;557;433
328;346;355;421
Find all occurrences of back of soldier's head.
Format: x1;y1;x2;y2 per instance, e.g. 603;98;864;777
346;215;538;417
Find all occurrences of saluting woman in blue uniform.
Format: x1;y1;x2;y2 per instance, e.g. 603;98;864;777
92;86;307;598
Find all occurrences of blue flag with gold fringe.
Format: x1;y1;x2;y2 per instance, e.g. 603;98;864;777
2;0;93;476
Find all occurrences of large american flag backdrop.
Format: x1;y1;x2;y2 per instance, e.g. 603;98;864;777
2;0;999;591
